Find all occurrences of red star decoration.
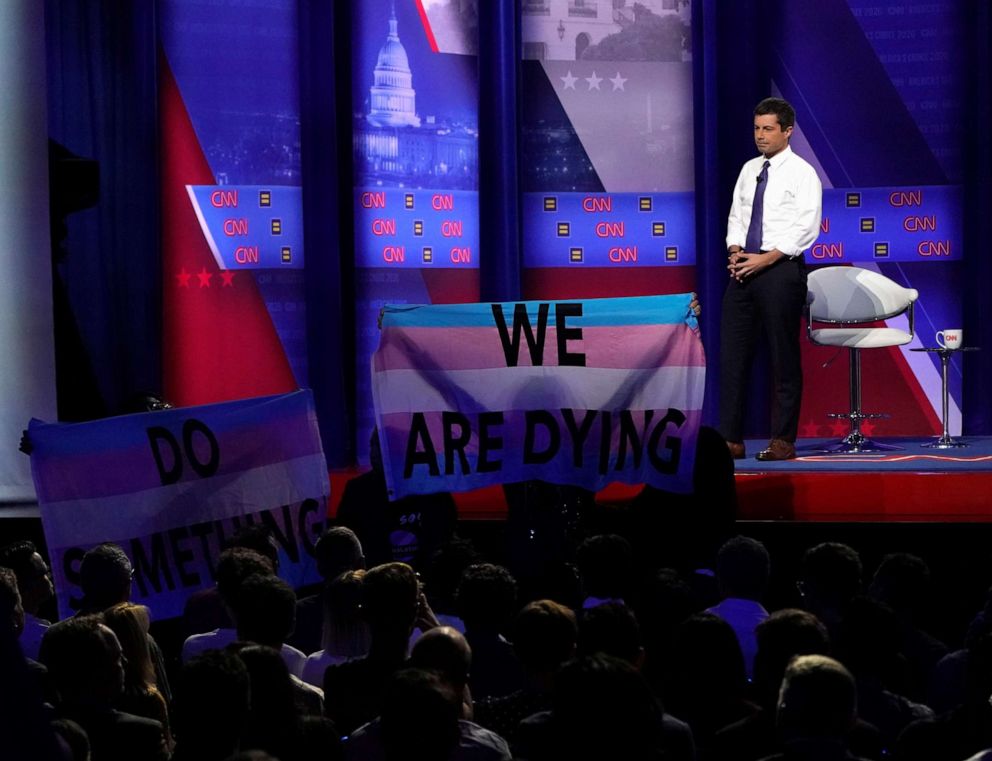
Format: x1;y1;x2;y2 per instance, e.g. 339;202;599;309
176;268;192;288
220;270;235;287
830;420;851;436
197;268;213;288
860;420;877;436
800;420;822;437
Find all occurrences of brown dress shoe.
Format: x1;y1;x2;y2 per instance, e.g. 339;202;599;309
726;441;745;459
755;439;796;461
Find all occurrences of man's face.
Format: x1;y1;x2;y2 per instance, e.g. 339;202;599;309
25;552;54;609
754;113;792;158
98;624;127;698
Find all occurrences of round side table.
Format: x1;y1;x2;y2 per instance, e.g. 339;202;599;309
910;346;979;448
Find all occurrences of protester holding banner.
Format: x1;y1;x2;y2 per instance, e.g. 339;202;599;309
336;429;457;570
721;97;822;462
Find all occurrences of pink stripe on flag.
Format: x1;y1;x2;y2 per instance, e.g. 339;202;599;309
373;324;704;372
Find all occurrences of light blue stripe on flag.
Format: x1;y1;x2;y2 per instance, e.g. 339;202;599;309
381;293;697;329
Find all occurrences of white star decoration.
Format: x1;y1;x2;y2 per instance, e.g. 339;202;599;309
610;72;627;91
585;71;603;90
561;70;578;90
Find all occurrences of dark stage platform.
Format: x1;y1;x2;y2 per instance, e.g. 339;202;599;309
734;437;992;522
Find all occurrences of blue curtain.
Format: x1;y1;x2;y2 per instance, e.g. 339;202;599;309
694;0;775;436
45;0;161;418
478;0;522;303
961;0;992;434
299;0;356;466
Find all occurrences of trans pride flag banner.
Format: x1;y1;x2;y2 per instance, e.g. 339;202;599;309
29;391;329;620
372;294;704;499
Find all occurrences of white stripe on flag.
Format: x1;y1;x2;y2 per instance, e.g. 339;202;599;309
373;365;705;416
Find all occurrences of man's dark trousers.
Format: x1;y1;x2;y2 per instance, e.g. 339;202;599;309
719;255;807;444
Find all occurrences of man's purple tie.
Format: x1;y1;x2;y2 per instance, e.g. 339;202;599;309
745;160;770;253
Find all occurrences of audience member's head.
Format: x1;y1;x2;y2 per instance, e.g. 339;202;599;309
362;562;420;641
753;608;830;708
215;547;275;609
716;535;770;601
225;524;280;573
314;527;365;581
552;654;665;761
230;644;298;759
777;654;858;741
868;552;932;619
322;569;369;655
512;599;577;679
575;534;633;601
173;650;251;761
0;540;54;615
456;563;517;635
297;716;343;761
102;602;156;694
423;538;481;614
834;595;903;684
668;612;748;710
799;542;862;612
964;632;992;706
41;615;126;707
410;626;472;694
380;668;460;761
231;574;296;648
579;601;644;667
78;544;132;612
636;568;695;650
0;566;24;638
50;718;90;761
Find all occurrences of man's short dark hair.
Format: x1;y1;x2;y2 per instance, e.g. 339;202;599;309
225;524;279;570
215;547;275;606
716;535;770;600
579;602;642;665
175;650;251;757
754;97;796;131
552;654;665;759
801;542;862;606
39;615;116;696
754;608;830;701
231;573;296;647
0;540;40;583
381;668;460;761
456;563;518;632
362;562;419;633
314;527;364;581
869;552;931;614
79;543;132;610
512;599;577;673
575;534;633;600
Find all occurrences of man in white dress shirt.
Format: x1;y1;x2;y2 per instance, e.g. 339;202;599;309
722;97;822;461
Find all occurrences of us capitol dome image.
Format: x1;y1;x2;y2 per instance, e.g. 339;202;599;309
354;5;477;190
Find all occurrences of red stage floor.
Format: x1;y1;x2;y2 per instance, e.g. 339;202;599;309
733;436;992;522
